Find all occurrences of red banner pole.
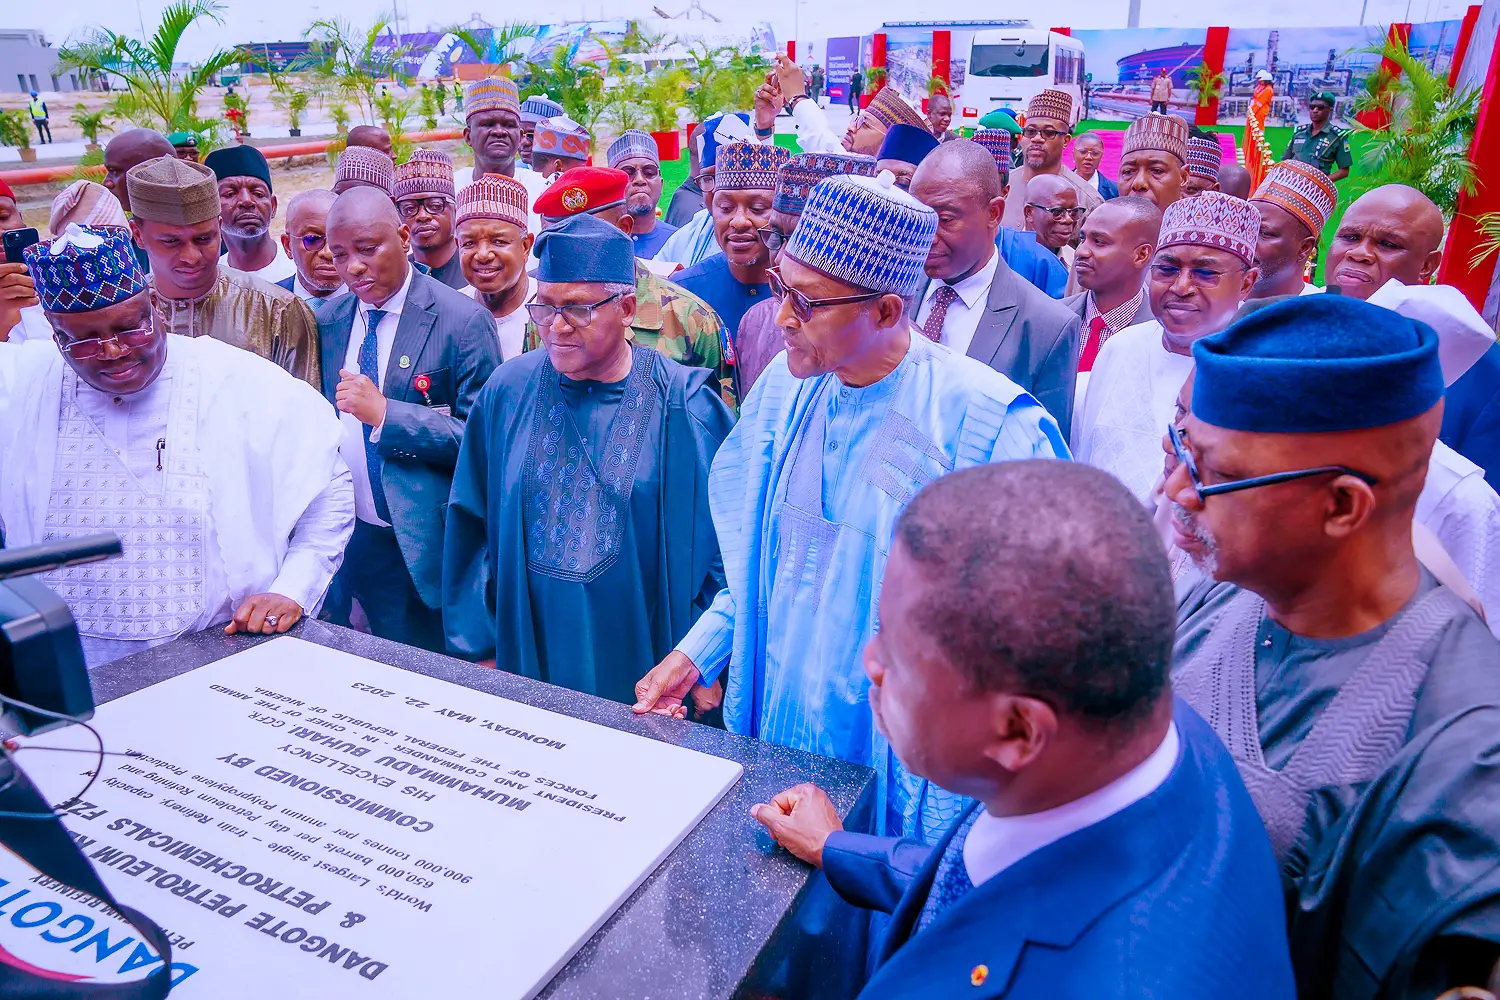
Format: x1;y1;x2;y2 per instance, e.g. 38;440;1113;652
1437;24;1500;309
1199;26;1230;127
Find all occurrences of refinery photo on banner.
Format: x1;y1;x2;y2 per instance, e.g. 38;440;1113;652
1069;28;1207;122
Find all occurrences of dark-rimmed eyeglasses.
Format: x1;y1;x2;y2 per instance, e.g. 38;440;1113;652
757;226;789;252
54;323;155;360
298;233;327;252
397;196;452;219
1150;262;1244;288
1020;126;1070;141
526;292;625;328
1168;423;1379;500
766;267;885;323
1028;204;1086;220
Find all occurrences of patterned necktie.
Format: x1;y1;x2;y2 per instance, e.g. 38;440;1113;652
921;285;960;342
359;309;391;522
1079;314;1108;373
914;808;982;933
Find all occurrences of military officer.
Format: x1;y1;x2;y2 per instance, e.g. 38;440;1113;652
1283;91;1352;182
528;165;736;409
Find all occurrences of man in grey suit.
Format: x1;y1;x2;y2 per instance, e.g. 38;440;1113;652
909;140;1082;432
316;188;500;652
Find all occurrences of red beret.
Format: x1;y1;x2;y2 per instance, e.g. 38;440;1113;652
0;177;14;201
534;166;627;219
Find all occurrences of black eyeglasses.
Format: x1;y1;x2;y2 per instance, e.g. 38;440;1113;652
1168;424;1379;500
526;291;625;328
298;234;327;252
1028;204;1086;220
54;322;156;360
1020;126;1070;141
757;226;789;252
766;267;884;323
397;197;452;219
1150;262;1243;288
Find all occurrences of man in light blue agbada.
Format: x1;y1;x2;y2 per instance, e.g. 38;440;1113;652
634;170;1070;840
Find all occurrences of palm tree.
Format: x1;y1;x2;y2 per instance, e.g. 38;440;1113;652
446;22;537;77
523;44;604;131
681;42;727;122
57;0;241;137
1471;213;1500;270
1351;33;1479;216
1186;64;1225;108
719;51;771;112
303;16;413;125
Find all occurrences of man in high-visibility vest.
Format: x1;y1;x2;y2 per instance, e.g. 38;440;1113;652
27;91;50;144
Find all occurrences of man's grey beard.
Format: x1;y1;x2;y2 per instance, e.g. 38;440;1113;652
1172;503;1220;577
223;220;269;240
625;200;654;218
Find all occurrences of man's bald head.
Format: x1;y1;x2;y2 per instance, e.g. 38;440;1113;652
1024;174;1079;251
327;187;410;306
103;128;175;213
285;188;337;231
1217;163;1253;200
1326;184;1444;299
1092;195;1162;245
346;125;393;158
914;139;1004;203
1027;173;1072;202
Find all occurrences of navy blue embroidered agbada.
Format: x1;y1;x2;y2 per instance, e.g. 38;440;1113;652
442;345;734;704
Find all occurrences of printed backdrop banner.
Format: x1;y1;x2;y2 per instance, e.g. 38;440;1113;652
825;36;861;101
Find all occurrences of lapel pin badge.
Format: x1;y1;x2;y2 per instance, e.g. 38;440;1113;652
399;355;411;369
970;964;989;987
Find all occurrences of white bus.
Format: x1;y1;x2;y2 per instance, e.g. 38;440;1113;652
956;27;1086;127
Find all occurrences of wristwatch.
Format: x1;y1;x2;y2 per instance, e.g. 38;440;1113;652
786;94;808;113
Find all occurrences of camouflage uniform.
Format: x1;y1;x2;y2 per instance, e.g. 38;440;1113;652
525;261;738;410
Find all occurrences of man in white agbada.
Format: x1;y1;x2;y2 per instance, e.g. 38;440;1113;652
1073;191;1261;501
0;225;354;668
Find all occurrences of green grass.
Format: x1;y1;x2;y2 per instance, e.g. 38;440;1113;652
1078;119;1374;284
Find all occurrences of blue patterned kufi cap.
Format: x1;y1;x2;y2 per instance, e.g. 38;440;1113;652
773;151;877;216
1193;295;1443;434
607;129;659;167
520;93;564;125
23;224;148;314
785;170;937;297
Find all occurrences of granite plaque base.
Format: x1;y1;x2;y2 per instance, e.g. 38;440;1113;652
0;621;875;999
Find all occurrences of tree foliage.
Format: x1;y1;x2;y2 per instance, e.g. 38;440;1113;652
56;0;238;140
1186;64;1225;108
1351;32;1479;216
303;16;412;124
446;22;537;76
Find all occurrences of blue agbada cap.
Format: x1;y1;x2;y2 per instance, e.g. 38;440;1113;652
1192;295;1445;434
876;123;940;167
700;112;750;169
533;212;635;285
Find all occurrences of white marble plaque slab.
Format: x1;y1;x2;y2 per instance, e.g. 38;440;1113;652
0;637;742;997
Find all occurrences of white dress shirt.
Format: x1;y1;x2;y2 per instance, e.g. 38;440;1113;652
913;251;1000;358
339;265;413;527
238;242;298;285
963;722;1180;887
471;276;535;362
1085;171;1101;192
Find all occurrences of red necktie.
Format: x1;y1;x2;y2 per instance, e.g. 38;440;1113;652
922;285;959;342
1079;315;1108;372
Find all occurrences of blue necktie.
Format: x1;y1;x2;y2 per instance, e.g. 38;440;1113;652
359;309;391;522
915;809;982;933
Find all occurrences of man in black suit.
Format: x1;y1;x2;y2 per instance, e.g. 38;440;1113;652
316;187;500;651
1070;131;1118;200
909;140;1081;432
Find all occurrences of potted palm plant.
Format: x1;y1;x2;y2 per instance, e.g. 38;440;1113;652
70;105;112;152
643;64;688;160
0;109;35;163
1185;64;1225;127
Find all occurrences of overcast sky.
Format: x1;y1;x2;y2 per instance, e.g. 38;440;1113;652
16;0;1477;62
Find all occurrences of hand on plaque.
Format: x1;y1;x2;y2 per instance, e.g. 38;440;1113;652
226;593;304;635
751;783;843;868
632;650;701;719
336;369;389;427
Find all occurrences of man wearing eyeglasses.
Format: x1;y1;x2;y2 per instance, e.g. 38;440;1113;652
1165;295;1500;1000
1000;90;1101;231
607;130;678;260
444;212;734;708
278;189;344;303
2;224;353;669
632;171;1068;842
1073;191;1260;501
1023;174;1082;272
314;187;499;653
204;145;296;285
392;149;467;291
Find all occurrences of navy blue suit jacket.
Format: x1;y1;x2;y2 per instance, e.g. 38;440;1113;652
1441;342;1500;489
314;269;500;608
276;274;296;293
1097;173;1119;200
825;702;1295;999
